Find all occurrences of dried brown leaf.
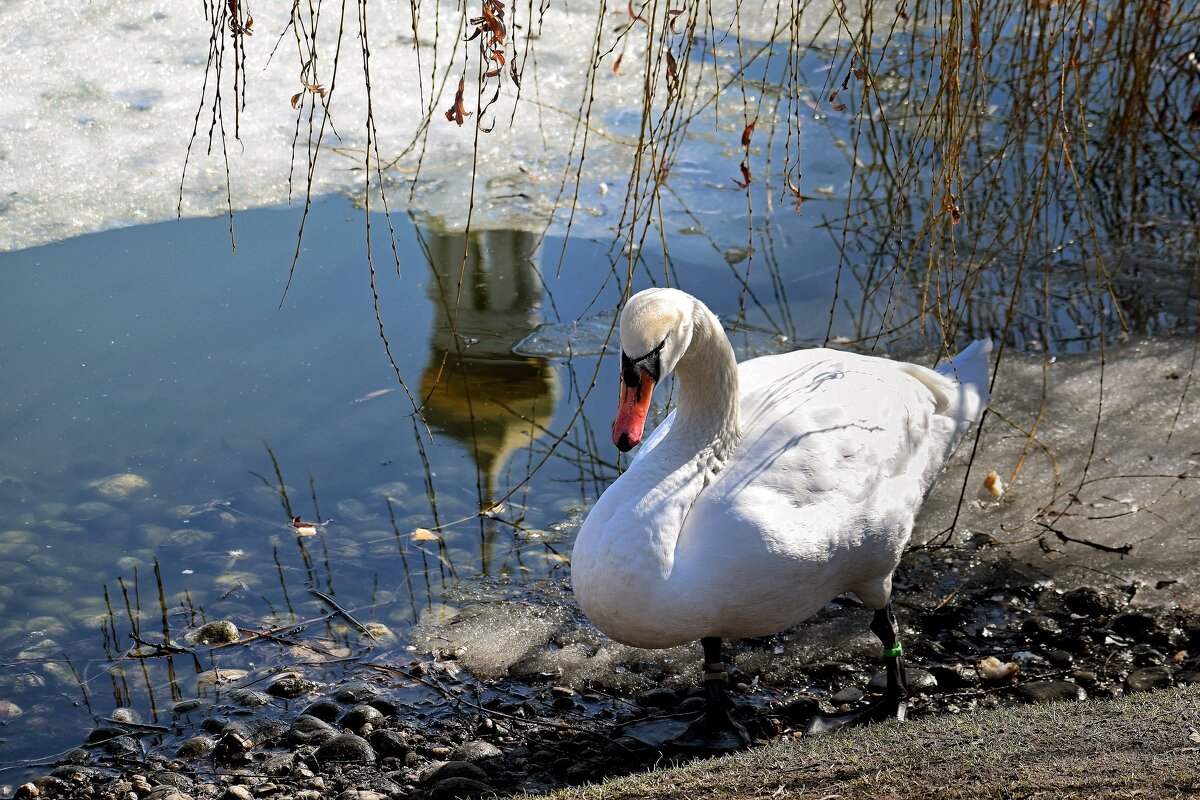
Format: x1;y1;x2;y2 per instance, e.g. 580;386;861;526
741;120;757;148
734;160;752;188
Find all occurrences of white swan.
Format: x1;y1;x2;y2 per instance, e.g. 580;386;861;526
571;288;991;749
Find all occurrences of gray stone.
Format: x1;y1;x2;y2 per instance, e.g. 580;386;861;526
301;700;342;721
1021;615;1062;638
428;777;495;799
636;687;678;709
267;674;319;699
1063;587;1121;616
422;760;489;785
228;689;270;708
143;789;191;800
188;620;240;646
261;752;295;777
219;788;253;800
288;715;336;746
176;736;216;759
831;687;865;705
1126;666;1172;693
450;740;502;762
334;682;379;703
339;704;384;731
368;728;409;758
315;733;376;765
1015;680;1087;704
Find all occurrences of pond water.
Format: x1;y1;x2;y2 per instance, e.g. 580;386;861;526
0;192;861;778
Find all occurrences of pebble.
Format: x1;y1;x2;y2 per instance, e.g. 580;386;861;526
636;687;678;709
187;621;241;646
1045;649;1075;667
315;733;376;765
450;740;502;762
334;682;380;703
176;736;217;759
219;787;253;800
1109;612;1156;638
368;729;409;759
1125;666;1172;693
868;668;937;693
421;761;489;785
1021;615;1062;638
1063;587;1121;616
267;674;320;699
777;697;821;724
339;704;385;731
1015;680;1087;703
89;473;150;500
831;687;865;705
229;689;271;708
427;777;495;799
301;700;342;722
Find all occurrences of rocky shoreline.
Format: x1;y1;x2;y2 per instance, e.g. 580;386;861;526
8;550;1200;800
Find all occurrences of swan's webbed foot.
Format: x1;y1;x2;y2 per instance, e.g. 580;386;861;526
670;703;752;752
668;636;752;753
804;603;910;737
802;695;906;735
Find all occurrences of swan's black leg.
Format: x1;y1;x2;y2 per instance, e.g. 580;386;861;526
669;637;752;752
803;602;909;735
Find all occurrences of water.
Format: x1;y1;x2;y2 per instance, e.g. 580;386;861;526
0;193;845;778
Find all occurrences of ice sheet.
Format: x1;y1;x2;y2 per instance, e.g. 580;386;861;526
0;0;866;251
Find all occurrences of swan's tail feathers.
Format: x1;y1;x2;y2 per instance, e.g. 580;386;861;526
936;338;992;435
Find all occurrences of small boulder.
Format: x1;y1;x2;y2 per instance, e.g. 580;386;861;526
315;732;376;765
450;740;502;762
1126;666;1172;693
186;620;240;646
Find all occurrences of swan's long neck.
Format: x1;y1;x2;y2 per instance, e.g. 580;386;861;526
671;301;741;466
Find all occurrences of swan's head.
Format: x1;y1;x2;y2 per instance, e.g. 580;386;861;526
612;288;695;451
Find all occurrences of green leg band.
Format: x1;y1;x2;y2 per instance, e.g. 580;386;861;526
882;644;903;658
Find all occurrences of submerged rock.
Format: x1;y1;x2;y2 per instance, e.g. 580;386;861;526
88;473;150;501
186;620;240;646
267;673;320;698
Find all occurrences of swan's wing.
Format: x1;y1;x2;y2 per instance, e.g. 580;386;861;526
681;348;984;593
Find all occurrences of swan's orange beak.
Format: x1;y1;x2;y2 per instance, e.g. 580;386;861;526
613;372;655;452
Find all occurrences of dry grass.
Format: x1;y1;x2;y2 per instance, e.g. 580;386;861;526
542;685;1200;799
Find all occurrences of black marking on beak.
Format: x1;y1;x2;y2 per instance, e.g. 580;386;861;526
621;338;666;388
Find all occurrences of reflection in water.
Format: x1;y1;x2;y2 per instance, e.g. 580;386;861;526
416;228;559;572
